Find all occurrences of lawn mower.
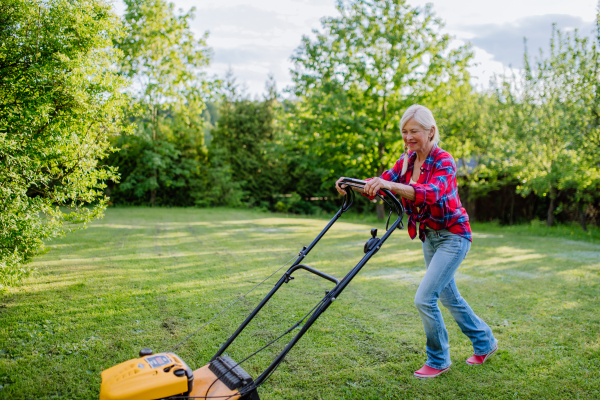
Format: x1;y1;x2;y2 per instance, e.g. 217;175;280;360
99;178;405;400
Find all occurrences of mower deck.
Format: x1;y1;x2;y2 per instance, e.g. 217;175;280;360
189;365;242;399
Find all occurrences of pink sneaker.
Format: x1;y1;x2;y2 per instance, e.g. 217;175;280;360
413;364;450;379
466;344;498;365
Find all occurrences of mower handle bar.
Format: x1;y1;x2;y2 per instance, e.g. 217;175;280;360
211;177;405;391
287;264;339;285
340;177;403;218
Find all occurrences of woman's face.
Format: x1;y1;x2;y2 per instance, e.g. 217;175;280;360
401;118;434;153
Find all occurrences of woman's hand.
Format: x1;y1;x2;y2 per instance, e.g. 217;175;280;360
363;177;391;197
335;177;348;195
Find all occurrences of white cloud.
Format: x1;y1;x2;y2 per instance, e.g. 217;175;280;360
113;0;597;95
411;0;596;26
460;14;596;68
183;0;337;95
468;46;512;91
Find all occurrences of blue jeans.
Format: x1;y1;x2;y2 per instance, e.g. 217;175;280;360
415;229;497;369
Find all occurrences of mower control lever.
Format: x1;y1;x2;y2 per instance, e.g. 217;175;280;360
364;229;380;254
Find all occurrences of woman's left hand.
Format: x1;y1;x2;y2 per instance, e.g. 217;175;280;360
363;177;391;197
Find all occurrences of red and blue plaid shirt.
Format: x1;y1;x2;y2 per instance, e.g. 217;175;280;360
370;145;471;242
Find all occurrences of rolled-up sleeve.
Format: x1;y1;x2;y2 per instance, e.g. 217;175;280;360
411;158;456;207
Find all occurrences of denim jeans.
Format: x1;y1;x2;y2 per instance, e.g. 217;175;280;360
414;229;497;369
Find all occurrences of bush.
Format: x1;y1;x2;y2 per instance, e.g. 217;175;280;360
0;0;128;287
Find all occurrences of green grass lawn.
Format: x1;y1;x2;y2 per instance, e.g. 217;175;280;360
0;207;599;399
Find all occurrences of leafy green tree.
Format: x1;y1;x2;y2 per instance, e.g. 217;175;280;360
290;0;473;218
571;5;600;229
590;2;600;152
432;89;495;221
0;0;128;287
108;0;212;206
448;79;530;224
208;74;285;208
505;28;597;227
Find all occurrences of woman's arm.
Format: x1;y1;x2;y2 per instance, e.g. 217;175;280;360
336;176;415;200
336;157;411;197
363;177;416;201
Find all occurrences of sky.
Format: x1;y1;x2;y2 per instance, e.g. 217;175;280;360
113;0;598;96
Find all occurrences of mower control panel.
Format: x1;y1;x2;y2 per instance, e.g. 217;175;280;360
145;354;171;368
99;350;194;400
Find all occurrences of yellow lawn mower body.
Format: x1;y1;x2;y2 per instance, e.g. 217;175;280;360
100;350;246;400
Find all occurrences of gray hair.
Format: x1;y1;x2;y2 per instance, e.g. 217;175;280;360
399;104;440;176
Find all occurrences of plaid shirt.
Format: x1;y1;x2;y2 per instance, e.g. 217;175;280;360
371;145;471;242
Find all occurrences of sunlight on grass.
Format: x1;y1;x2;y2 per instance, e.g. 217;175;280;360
1;208;599;399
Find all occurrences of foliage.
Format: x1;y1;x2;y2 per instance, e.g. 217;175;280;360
107;0;213;206
196;147;245;208
0;0;128;287
431;89;504;220
289;0;473;217
207;74;288;209
491;25;600;227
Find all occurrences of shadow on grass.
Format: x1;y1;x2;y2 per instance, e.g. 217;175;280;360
0;208;599;399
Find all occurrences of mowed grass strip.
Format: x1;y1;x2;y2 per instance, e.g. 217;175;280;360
0;207;599;399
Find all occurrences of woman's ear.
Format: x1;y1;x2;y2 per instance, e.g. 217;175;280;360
429;126;435;141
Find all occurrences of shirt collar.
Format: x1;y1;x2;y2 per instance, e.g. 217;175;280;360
407;144;439;171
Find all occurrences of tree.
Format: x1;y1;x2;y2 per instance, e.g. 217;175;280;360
0;0;128;286
108;0;213;206
571;4;600;230
290;0;473;218
432;89;497;221
207;73;285;208
506;28;597;227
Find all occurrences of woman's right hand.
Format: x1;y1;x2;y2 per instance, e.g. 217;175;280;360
335;177;348;195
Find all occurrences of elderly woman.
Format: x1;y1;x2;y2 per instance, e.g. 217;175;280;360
335;104;497;379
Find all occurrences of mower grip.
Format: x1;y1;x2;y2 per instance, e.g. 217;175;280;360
340;177;367;188
340;177;404;219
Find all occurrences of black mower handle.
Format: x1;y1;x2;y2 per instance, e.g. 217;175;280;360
340;177;368;187
212;176;405;388
340;177;404;218
287;264;339;285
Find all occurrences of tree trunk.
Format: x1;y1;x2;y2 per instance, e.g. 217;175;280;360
528;195;536;221
376;147;385;220
376;201;385;220
509;188;515;225
579;203;587;231
547;186;557;227
151;168;158;207
501;184;507;224
375;162;385;220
